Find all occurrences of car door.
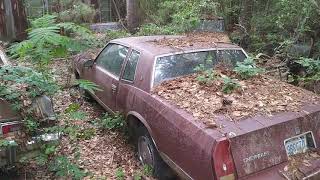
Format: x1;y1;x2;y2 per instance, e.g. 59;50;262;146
117;49;141;112
87;43;129;112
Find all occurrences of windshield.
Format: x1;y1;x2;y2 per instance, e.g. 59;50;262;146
153;49;247;86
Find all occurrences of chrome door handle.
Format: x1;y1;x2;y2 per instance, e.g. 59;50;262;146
111;84;117;93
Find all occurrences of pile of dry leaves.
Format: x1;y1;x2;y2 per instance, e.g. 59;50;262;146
153;69;320;128
152;32;230;48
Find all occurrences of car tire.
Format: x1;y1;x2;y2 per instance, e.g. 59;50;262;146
135;126;176;180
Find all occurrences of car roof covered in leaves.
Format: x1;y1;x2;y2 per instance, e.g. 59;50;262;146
111;33;241;56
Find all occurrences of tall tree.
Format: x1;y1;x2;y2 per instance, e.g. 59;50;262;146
126;0;140;32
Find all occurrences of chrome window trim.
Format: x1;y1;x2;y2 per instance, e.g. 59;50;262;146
122;49;141;83
150;48;248;89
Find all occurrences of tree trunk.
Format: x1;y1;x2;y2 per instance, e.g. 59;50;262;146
126;0;139;32
239;0;254;32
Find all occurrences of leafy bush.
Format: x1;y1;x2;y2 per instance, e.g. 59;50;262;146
234;57;264;79
0;65;58;111
105;30;132;40
96;113;125;130
49;156;87;180
9;15;95;69
115;168;125;180
196;69;218;86
296;57;320;82
221;76;240;94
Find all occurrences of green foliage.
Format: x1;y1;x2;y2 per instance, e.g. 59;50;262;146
35;153;49;166
0;140;18;147
9;15;95;69
0;65;58;112
49;156;87;180
296;57;320;82
221;76;240;94
96;113;125;130
234;57;264;79
196;69;218;86
136;0;221;35
76;79;102;94
133;173;142;180
65;103;81;113
115;168;125;180
105;30;132;40
54;0;96;23
24;117;40;133
143;165;153;176
75;128;96;140
69;111;87;120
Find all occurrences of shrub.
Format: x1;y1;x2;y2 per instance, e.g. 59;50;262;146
96;113;125;130
49;156;87;180
8;15;95;69
0;65;58;112
234;57;264;79
221;76;240;94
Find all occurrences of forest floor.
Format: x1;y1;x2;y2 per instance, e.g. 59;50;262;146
12;59;154;180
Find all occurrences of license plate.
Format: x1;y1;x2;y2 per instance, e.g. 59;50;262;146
284;132;315;156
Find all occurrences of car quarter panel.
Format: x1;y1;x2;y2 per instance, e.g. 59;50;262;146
118;81;222;179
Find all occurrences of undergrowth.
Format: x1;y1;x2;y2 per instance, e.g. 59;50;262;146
9;15;96;70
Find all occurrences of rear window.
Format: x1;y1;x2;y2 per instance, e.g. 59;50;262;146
153;49;246;86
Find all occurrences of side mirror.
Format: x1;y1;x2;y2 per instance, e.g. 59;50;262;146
83;59;94;68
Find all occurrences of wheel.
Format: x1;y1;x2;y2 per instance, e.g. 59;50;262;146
135;126;176;180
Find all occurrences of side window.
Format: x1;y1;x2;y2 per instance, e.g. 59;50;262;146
123;50;140;81
96;44;129;77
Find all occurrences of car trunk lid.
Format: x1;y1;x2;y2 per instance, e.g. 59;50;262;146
214;104;320;178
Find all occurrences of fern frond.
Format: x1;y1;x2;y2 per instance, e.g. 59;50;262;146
76;79;102;94
31;15;57;29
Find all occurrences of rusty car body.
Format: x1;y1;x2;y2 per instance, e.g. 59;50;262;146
73;36;320;180
0;47;58;168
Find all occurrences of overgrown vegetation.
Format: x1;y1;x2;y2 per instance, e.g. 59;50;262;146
0;65;58;112
234;57;264;79
95;113;125;131
221;76;240;94
9;15;95;69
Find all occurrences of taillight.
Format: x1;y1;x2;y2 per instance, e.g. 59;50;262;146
212;138;236;180
1;122;21;135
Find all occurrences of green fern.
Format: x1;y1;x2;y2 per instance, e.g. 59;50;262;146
76;79;102;94
9;15;95;69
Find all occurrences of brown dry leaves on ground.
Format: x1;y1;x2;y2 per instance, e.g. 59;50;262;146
152;32;230;48
23;60;150;179
153;70;320;128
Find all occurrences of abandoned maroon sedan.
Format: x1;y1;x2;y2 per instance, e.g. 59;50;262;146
73;35;320;180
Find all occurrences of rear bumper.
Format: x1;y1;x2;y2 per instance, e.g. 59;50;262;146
0;133;60;168
240;158;320;180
